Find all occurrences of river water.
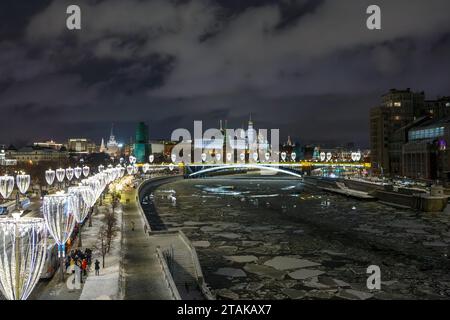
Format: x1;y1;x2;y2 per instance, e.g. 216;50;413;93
150;175;450;300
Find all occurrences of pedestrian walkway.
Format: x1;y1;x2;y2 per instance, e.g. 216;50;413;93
121;189;174;300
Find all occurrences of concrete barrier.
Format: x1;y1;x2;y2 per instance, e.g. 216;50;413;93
156;246;182;300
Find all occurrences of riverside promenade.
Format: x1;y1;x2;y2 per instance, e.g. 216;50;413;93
121;187;175;300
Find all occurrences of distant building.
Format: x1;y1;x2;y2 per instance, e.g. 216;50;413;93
0;149;17;166
370;88;450;180
149;140;165;155
133;122;150;163
370;88;426;175
401;117;450;180
33;140;63;150
67;138;97;154
5;145;68;163
100;124;121;157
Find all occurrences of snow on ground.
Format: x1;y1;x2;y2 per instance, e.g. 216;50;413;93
79;201;123;300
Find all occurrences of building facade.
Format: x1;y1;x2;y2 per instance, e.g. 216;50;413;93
133;122;150;163
369;89;450;177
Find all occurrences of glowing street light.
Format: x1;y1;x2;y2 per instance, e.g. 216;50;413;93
0;175;15;200
74;166;82;179
0;217;47;300
126;165;134;175
65;167;74;182
45;169;55;186
68;186;95;247
55;168;65;183
42;193;78;281
82;166;90;177
118;166;125;178
16;174;30;194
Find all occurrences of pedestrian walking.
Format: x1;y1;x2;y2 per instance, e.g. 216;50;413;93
131;220;135;231
82;258;88;276
94;259;100;276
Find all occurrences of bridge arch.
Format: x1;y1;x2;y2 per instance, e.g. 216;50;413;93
187;164;303;179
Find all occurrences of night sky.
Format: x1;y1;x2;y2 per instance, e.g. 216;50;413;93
1;0;449;148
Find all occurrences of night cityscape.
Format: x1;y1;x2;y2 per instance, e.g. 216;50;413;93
1;0;450;313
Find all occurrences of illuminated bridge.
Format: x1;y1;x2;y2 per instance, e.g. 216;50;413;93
143;162;371;179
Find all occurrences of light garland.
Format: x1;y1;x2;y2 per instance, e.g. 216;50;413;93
65;167;74;181
68;186;95;223
45;169;55;186
126;165;133;175
16;174;30;194
82;166;90;177
55;168;65;183
42;193;77;257
0;175;15;199
74;166;82;179
0;217;47;300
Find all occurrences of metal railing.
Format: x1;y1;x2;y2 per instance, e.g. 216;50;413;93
156;246;181;300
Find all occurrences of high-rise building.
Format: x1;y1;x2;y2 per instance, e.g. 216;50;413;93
133;122;150;163
370;88;425;175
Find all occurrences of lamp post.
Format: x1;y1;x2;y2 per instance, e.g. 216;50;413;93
68;186;95;247
42;193;78;282
0;175;14;203
55;168;65;190
82;165;90;178
15;173;30;210
0;217;47;300
74;166;82;180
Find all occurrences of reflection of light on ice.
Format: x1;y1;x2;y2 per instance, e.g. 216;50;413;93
202;186;244;196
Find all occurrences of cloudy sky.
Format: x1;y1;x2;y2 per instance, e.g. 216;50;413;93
1;0;449;147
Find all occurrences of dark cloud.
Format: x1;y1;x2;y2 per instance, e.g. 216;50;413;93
1;0;450;147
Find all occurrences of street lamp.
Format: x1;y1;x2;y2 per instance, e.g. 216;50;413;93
126;165;134;175
42;193;78;281
0;217;47;300
55;168;65;190
74;166;82;180
0;175;15;201
45;169;55;186
68;186;95;247
65;167;74;183
82;165;90;177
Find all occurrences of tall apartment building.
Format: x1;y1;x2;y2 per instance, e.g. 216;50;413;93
370;88;425;175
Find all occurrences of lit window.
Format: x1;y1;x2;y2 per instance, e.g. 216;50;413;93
394;102;402;107
446;103;450;107
394;116;400;120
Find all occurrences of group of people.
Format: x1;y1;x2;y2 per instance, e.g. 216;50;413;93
65;248;101;282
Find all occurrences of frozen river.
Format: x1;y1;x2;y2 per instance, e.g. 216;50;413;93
150;175;450;300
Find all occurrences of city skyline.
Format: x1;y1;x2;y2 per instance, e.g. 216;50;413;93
1;1;450;146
